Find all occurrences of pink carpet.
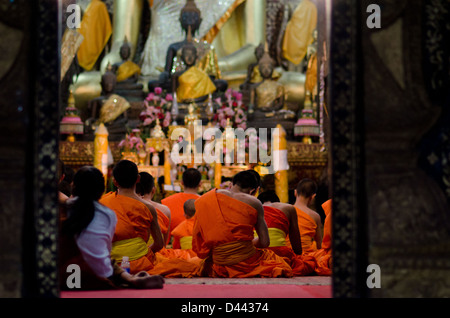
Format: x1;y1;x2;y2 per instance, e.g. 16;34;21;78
61;284;331;298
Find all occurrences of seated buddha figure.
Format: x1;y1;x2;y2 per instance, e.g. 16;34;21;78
85;65;131;141
172;36;217;103
251;51;285;114
147;0;227;95
111;37;144;100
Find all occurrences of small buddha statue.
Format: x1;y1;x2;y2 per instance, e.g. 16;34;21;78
85;65;131;141
184;102;199;126
148;0;227;95
251;50;285;113
172;29;217;104
111;37;144;100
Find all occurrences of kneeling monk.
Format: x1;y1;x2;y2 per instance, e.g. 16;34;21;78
192;171;293;278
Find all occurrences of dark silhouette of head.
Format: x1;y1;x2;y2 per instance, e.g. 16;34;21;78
182;168;202;189
113;160;139;189
136;171;155;196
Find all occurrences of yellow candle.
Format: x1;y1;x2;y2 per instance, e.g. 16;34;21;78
214;162;222;189
164;150;171;185
94;123;109;187
273;124;289;203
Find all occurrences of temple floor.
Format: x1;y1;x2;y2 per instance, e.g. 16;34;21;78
60;276;332;298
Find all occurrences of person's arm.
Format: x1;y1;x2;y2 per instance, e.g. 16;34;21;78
314;213;323;250
252;200;270;248
109;262;164;289
282;204;303;255
145;202;165;253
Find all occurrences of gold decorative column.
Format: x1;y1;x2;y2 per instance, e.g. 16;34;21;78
94;123;109;187
273;124;289;203
164;148;171;185
214;162;222;189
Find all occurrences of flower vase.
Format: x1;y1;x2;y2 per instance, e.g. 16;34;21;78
152;152;160;167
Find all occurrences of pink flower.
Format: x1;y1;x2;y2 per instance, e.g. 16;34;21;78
237;122;247;130
220;119;228;128
146;93;155;101
162;118;170;127
165;94;173;101
154;87;162;95
143;117;154;126
225;108;235;116
148;147;155;153
214;97;222;105
129;136;140;145
236;92;243;101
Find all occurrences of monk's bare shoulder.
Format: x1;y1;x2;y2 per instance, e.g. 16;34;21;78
303;205;321;225
135;196;158;218
216;189;262;211
154;202;171;219
270;202;296;217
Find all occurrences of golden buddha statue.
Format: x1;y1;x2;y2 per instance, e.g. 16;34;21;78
252;50;285;113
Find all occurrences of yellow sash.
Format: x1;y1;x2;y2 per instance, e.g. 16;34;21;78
180;236;193;250
176;66;216;102
99;94;130;124
117;61;141;82
212;240;256;266
268;228;287;247
111;237;149;262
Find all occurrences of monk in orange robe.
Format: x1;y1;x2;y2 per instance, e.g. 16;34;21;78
310;199;332;275
289;179;323;255
192;171;293;278
145;199;201;278
170;199;197;255
136;171;171;245
100;160;165;274
161;168;201;240
257;191;317;276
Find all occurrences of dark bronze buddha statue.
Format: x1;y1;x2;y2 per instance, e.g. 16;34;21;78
147;0;227;95
85;66;131;141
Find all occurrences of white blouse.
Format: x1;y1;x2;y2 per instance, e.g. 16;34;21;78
75;201;117;278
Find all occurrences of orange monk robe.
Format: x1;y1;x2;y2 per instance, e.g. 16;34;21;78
148;215;202;278
147;208;170;246
310;200;332;276
77;0;112;71
100;192;156;274
149;215;201;277
287;207;318;255
263;206;316;276
192;189;293;278
161;193;200;238
171;216;196;251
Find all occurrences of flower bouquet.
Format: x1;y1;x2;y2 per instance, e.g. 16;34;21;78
139;87;173;138
213;88;248;130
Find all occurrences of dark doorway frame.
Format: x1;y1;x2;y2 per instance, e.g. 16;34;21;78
29;0;368;298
